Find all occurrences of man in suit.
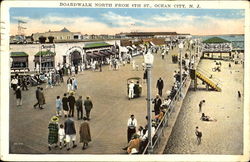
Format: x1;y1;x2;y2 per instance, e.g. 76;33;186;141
156;77;164;96
153;94;162;116
68;92;76;117
64;117;77;150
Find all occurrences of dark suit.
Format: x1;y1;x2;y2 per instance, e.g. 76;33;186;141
153;98;162;115
156;79;164;96
64;118;76;135
68;95;75;117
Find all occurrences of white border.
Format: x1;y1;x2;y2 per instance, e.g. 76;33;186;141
1;1;249;161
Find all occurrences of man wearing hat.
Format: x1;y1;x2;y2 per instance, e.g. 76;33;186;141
48;116;59;150
152;94;162;116
128;81;135;100
127;114;137;143
84;96;93;120
68;92;76;117
64;117;77;150
15;86;22;106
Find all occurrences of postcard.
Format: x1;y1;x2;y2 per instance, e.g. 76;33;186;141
0;0;249;161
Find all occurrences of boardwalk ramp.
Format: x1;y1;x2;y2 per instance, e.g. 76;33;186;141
196;68;222;92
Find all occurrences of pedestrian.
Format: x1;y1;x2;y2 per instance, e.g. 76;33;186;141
62;93;69;118
11;77;18;92
33;87;40;109
195;126;202;145
128;81;135;100
198;100;205;113
79;118;92;150
67;77;72;92
48;116;59;151
68;92;76;117
127;114;137;143
46;75;53;89
21;76;28;90
76;96;83;120
38;87;45;109
152;94;162;116
84;96;93;120
56;96;62;117
161;51;165;59
156;77;164;96
99;61;102;72
238;90;241;98
72;78;78;91
64;117;77;151
58;124;66;149
15;86;22;106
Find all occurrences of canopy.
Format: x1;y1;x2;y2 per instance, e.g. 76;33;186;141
202;37;231;44
11;52;28;57
35;51;55;56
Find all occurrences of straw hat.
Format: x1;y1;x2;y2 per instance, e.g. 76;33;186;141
51;116;59;122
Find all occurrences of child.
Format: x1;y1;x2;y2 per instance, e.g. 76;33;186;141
58;124;66;149
56;96;62;117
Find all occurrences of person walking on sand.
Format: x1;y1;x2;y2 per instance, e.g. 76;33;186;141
198;100;205;113
195;126;202;145
79;118;92;150
84;96;93;120
128;81;135;100
56;96;62;117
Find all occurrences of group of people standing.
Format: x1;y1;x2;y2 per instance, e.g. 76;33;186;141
60;93;93;120
48;115;91;151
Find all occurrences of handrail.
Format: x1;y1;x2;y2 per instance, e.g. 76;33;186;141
142;76;188;154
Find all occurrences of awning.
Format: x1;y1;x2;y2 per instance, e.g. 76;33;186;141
86;52;98;58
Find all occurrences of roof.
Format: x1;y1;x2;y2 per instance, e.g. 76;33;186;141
83;42;112;49
35;51;56;56
11;52;28;57
120;40;132;46
125;32;177;36
202;37;231;43
60;27;70;32
151;38;165;45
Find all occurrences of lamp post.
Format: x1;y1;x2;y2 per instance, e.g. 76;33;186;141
178;42;184;96
144;49;154;154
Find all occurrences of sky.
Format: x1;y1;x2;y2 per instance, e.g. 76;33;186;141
9;8;245;36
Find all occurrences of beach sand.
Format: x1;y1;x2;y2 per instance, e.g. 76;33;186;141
164;59;243;154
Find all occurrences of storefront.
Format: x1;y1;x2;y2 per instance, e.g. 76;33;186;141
11;52;29;70
34;50;55;71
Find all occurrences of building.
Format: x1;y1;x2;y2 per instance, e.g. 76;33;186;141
31;27;82;43
117;32;178;39
202;37;232;60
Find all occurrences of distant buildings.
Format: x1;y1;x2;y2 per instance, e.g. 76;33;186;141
31;27;82;43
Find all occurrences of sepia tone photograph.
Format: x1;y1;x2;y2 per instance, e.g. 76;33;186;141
0;0;249;161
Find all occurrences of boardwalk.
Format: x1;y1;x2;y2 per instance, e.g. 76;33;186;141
9;47;181;154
